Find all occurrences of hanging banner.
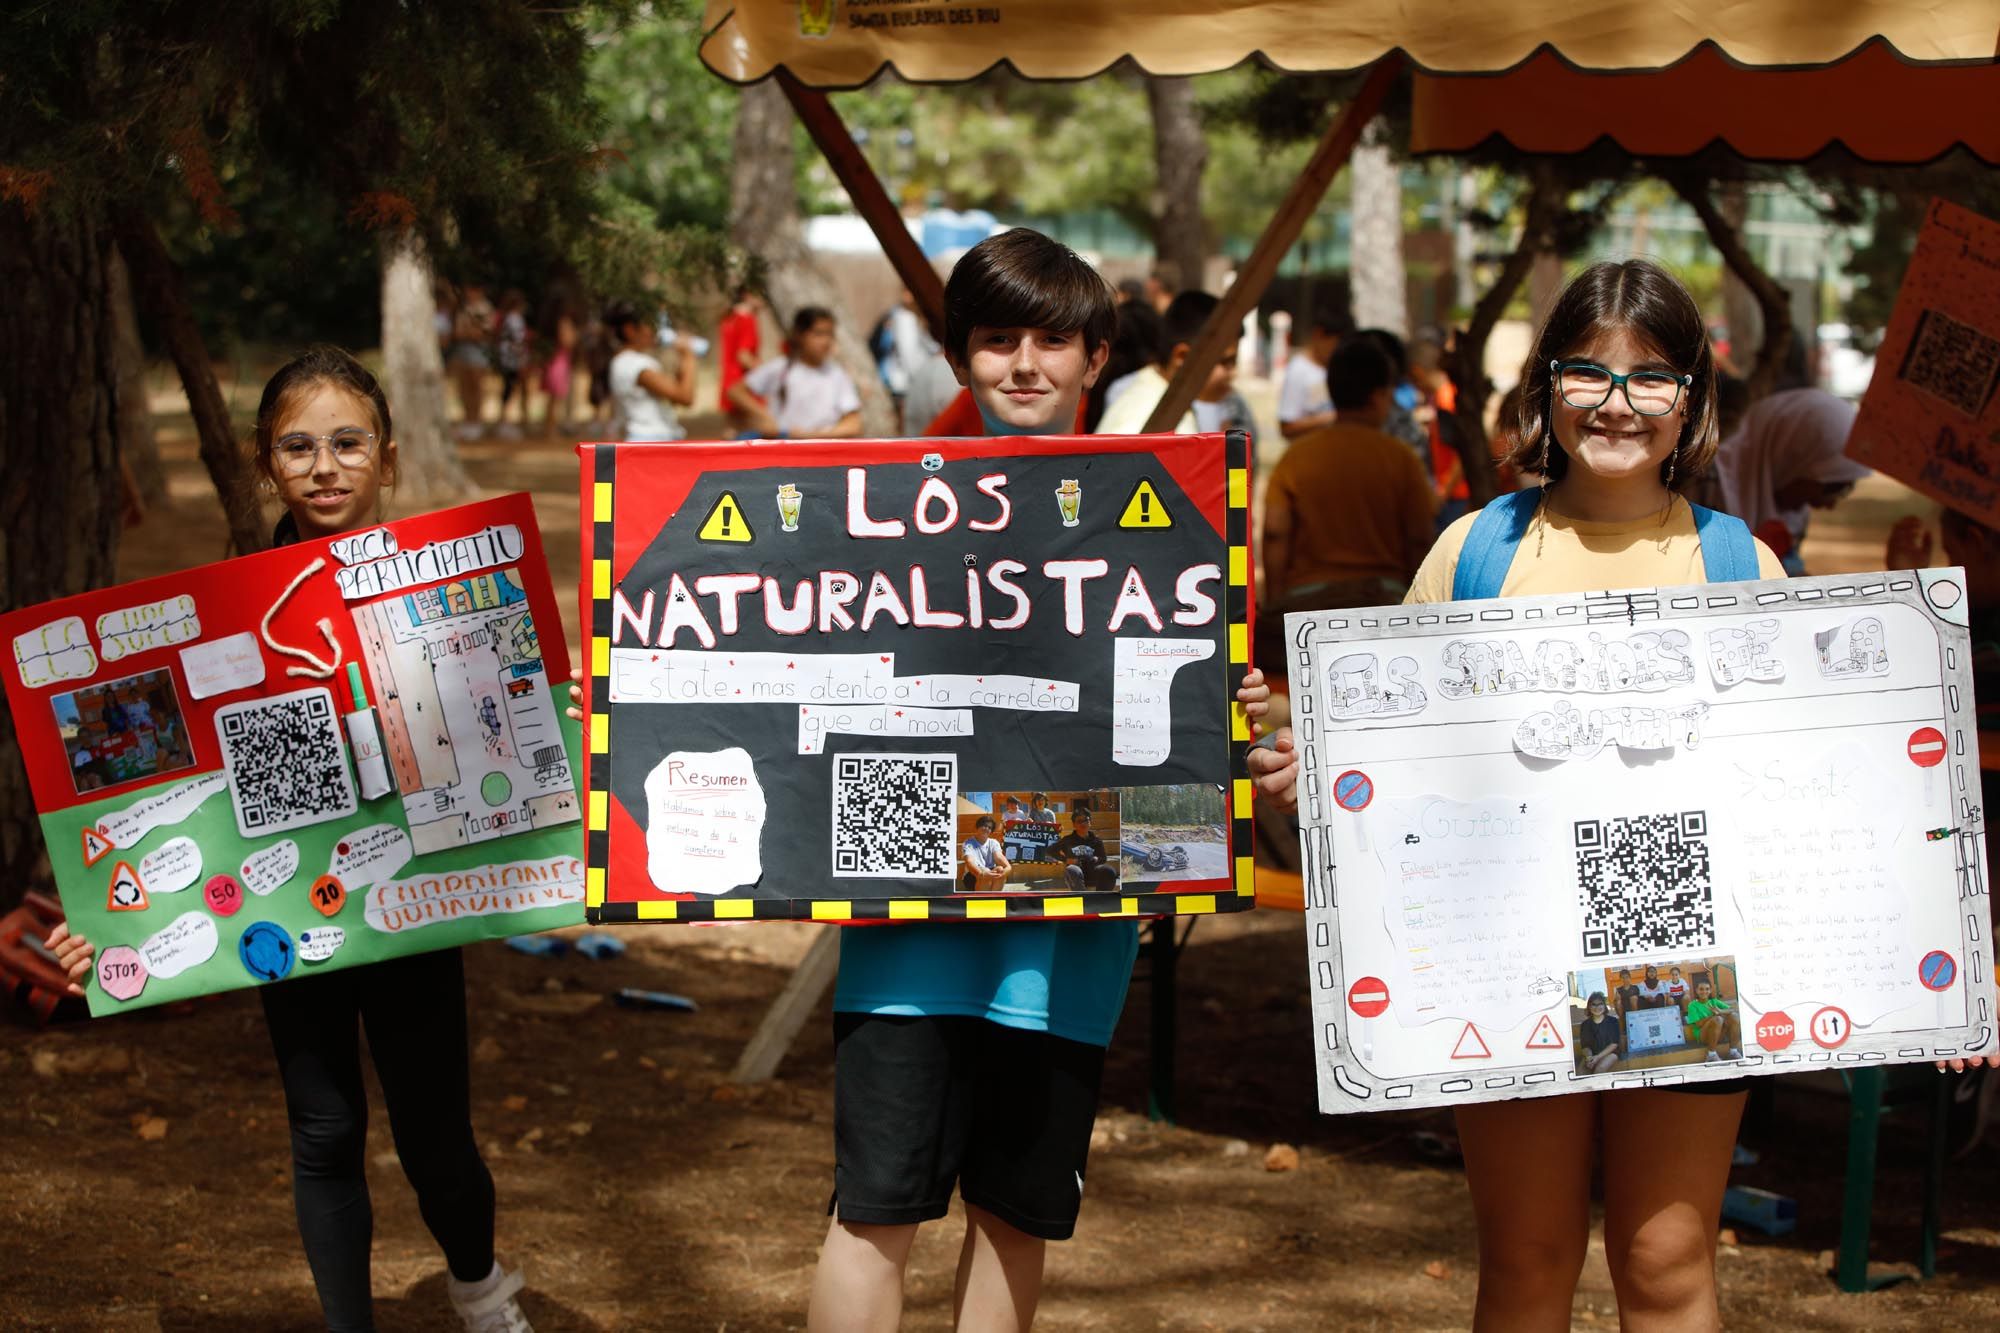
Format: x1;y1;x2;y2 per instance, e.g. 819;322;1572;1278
0;495;585;1015
1287;570;1994;1112
579;432;1253;923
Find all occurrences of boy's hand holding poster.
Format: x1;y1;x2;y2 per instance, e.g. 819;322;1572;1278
1286;570;1994;1111
579;433;1252;922
0;495;585;1015
1847;198;2000;528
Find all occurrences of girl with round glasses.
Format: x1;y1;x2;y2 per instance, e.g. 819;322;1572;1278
49;347;534;1331
1250;260;1784;1329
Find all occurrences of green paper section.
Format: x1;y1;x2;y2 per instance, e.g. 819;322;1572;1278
53;708;584;1016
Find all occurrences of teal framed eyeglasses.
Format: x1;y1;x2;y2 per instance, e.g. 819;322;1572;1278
1551;360;1690;416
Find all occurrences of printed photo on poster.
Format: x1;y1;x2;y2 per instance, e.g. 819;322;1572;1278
52;668;197;794
1569;955;1743;1077
1118;783;1226;883
956;789;1121;893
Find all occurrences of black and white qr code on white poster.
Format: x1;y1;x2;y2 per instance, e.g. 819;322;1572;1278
1575;810;1716;959
830;752;957;879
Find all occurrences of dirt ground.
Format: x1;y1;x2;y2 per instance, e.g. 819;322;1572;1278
4;372;1995;1331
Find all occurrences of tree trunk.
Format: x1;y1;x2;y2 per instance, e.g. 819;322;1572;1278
1446;165;1566;507
730;80;896;438
1715;183;1759;380
379;232;470;508
109;248;166;509
1348;127;1406;336
113;209;267;557
1672;177;1794;401
1147;75;1209;293
0;202;124;909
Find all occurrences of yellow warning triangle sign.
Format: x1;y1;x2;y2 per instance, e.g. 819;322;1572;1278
1117;478;1173;529
697;491;755;543
105;860;148;912
1525;1013;1566;1050
81;826;115;867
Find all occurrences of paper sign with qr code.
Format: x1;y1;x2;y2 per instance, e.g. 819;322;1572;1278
579;433;1254;925
1286;571;1994;1112
0;494;585;1015
1847;197;2000;529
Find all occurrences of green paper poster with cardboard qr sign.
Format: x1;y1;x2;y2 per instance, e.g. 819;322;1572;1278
0;495;587;1015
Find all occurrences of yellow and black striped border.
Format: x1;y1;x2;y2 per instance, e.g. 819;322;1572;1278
1225;427;1255;901
584;445;614;921
583;434;1256;924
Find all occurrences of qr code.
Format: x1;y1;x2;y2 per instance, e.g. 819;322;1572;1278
830;753;956;879
1575;811;1714;958
1899;308;2000;419
214;687;358;838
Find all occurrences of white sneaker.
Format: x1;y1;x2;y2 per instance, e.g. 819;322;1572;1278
449;1261;533;1333
1727;1047;1743;1061
1705;1051;1722;1063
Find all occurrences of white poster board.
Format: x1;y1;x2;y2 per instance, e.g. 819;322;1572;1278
1286;569;1995;1113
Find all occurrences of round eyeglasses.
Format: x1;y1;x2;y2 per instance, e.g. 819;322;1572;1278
1551;360;1690;417
274;428;377;475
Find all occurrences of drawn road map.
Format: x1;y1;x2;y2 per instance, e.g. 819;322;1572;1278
352;567;579;853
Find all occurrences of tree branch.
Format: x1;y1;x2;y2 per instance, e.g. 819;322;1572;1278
1669;173;1793;399
1451;162;1564;506
112;207;267;556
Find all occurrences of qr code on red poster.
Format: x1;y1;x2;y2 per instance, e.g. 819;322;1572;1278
1898;308;2000;419
1575;810;1715;959
214;687;357;838
831;753;956;879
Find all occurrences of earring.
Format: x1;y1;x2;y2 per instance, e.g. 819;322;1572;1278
1665;445;1679;488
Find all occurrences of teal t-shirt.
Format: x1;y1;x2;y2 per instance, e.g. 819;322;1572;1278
833;918;1141;1048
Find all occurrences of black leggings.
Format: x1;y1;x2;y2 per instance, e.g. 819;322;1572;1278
260;947;495;1332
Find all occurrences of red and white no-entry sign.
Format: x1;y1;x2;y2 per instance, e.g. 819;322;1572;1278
1347;976;1391;1018
1908;727;1947;768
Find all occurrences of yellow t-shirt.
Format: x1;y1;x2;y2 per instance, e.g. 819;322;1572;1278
1405;493;1785;603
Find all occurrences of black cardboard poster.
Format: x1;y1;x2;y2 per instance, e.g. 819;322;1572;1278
579;432;1254;923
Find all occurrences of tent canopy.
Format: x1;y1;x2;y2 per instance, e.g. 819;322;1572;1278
1409;40;2000;165
701;0;2000;87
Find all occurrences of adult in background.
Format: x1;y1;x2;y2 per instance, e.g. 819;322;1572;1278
1258;337;1435;663
1712;386;1867;575
1278;312;1348;439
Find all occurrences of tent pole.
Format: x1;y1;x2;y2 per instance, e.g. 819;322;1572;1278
780;73;948;345
1144;55;1406;434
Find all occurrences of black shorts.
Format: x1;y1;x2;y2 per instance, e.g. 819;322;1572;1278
830;1013;1107;1240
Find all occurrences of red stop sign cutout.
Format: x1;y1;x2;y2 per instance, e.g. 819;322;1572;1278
1347;976;1391;1018
1755;1010;1795;1052
1908;727;1947;768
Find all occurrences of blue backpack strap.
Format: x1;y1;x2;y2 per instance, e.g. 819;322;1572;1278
1689;502;1760;582
1452;489;1542;601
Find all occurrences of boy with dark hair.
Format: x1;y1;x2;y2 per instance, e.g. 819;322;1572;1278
808;227;1271;1331
1096;290;1233;436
